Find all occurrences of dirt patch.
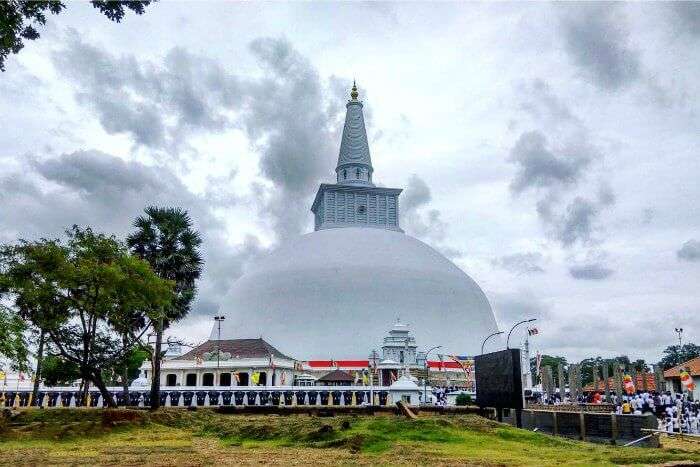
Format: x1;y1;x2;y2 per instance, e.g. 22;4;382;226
102;409;146;426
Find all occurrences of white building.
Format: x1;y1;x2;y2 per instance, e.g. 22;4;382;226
379;320;419;367
148;338;295;388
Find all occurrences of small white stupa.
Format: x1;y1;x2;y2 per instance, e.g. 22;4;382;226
389;371;422;406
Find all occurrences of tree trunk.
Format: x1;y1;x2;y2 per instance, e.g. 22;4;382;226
150;318;163;410
91;370;116;408
31;329;45;404
122;335;129;400
82;381;90;406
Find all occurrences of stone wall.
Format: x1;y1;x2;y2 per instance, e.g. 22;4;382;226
526;403;615;413
521;409;659;447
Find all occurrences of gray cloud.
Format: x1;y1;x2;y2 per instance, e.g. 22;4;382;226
241;37;339;240
517;79;578;125
509;131;592;194
53;33;238;151
490;290;552;330
510;80;616;252
677;239;700;262
671;2;700;37
54;34;344;241
401;174;459;258
568;263;614;281
492;252;545;275
0;149;264;318
402;173;432;210
559;4;641;90
558;197;600;247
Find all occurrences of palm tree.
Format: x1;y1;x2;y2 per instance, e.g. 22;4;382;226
127;206;203;409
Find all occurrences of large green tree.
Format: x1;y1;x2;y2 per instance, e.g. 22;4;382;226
660;344;700;370
0;226;174;406
128;207;202;409
0;305;28;371
0;0;153;71
40;355;81;387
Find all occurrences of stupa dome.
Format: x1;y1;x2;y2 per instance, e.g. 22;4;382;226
215;227;498;358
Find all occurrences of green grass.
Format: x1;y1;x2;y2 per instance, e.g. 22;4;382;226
1;408;700;465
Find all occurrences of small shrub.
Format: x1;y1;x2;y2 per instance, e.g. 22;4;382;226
455;393;471;406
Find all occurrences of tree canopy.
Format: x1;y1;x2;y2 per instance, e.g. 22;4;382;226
0;225;173;406
0;0;152;71
0;305;29;371
660;344;700;370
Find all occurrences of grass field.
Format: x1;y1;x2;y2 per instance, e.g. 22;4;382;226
2;408;700;465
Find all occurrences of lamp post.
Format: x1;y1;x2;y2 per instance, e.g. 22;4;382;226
675;327;683;348
481;331;504;355
506;319;536;349
369;349;379;406
423;345;441;405
214;315;226;373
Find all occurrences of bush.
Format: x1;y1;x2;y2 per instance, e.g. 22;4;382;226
455;393;471;406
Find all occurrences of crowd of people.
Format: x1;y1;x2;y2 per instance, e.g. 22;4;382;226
535;391;700;434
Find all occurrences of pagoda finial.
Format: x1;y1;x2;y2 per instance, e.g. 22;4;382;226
350;80;359;100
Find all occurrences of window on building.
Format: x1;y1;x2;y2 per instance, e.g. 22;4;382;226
166;374;177;386
202;373;214;386
357;205;366;214
238;372;249;386
185;373;197;386
219;373;232;386
399;350;405;364
343;169;347;179
258;372;267;386
356;168;361;178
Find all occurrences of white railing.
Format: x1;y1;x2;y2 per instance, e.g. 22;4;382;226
1;385;393;408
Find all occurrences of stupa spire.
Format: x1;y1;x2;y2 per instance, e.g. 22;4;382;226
336;81;373;186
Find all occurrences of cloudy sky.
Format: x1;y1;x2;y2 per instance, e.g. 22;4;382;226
1;2;699;362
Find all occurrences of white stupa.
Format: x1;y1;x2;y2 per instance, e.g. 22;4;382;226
216;82;498;358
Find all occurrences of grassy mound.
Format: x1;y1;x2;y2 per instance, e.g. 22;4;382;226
2;408;700;465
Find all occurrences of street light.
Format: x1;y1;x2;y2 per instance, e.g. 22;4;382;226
214;315;226;370
506;319;536;349
423;345;441;405
675;327;683;348
481;331;504;355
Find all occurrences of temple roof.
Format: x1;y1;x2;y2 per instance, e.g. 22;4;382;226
664;356;700;377
336;82;372;173
317;369;354;382
175;338;294;361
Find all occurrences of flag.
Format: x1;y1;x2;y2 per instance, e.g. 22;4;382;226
536;351;542;377
251;371;260;385
362;371;369;386
680;370;696;392
528;327;539;336
354;371;360;385
330;359;337;369
447;355;471;377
